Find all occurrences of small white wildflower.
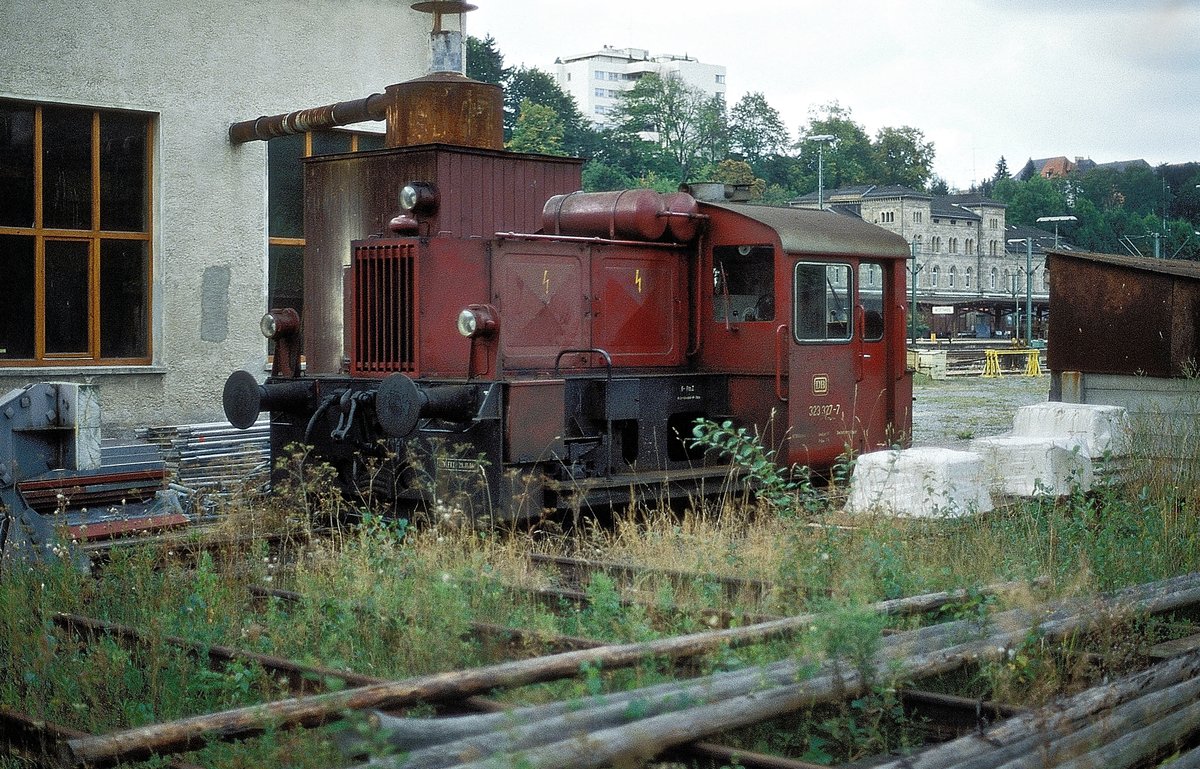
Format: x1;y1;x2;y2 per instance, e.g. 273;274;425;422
441;573;451;583
263;575;273;583
1006;648;1016;659
820;552;830;561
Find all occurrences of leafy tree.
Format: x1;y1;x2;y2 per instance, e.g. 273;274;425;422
1169;167;1200;224
1114;164;1161;218
752;153;802;197
871;125;935;189
706;159;767;199
504;66;598;157
507;99;565;155
581;161;635;192
694;94;730;171
588;124;682;184
795;102;875;192
992;175;1067;226
613;72;712;180
466;35;508;85
729;92;790;165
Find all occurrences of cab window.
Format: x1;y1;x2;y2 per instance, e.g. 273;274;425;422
794;262;851;342
713;245;775;322
859;262;885;341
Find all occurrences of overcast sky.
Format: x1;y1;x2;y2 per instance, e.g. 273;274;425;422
467;0;1200;190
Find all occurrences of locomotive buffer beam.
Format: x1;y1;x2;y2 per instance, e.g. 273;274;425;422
375;374;478;438
224;371;478;440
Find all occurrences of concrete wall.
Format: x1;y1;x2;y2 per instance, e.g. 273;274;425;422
1056;371;1200;464
0;0;427;431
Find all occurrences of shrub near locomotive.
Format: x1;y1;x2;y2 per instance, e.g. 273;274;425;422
223;150;912;519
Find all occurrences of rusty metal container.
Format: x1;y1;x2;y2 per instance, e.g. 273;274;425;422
542;190;668;242
385;72;502;150
662;191;700;242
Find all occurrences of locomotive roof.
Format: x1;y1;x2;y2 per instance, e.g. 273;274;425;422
700;202;912;259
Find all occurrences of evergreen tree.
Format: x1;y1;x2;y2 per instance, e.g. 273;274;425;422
994;155;1011;182
466;35;508;85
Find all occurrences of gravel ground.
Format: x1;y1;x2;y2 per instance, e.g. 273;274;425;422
912;374;1050;450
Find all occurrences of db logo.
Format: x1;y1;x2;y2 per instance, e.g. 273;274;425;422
812;375;829;395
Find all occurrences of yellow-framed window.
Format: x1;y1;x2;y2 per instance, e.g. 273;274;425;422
0;100;153;365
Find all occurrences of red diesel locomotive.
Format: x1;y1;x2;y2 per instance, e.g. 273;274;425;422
222;142;912;519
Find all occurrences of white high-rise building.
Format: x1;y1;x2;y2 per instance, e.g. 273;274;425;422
555;46;726;125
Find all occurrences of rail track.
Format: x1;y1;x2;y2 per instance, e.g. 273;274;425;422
7;543;1200;769
12;384;1197;768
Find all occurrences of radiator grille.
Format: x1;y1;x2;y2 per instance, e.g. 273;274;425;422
352;242;418;376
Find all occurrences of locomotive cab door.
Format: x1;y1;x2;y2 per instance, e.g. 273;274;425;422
786;259;858;468
854;261;893;452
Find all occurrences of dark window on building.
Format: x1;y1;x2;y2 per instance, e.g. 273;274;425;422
0;100;153;365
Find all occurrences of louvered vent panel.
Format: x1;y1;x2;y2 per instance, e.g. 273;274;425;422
351;242;418;376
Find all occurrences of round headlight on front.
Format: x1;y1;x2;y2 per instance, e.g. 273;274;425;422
457;308;478;337
399;182;439;215
400;184;420;211
260;308;300;340
260;313;279;339
456;305;498;339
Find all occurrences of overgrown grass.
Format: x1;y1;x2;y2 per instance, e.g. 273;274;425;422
4;386;1200;766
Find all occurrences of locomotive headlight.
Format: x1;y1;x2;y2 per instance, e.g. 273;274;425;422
399;181;440;215
456;305;498;338
260;308;300;340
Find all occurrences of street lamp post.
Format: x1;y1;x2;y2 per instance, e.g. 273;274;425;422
1031;215;1076;344
909;241;921;344
805;134;835;210
1035;215;1078;250
1006;237;1034;347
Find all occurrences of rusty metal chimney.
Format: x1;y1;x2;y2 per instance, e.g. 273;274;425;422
385;1;503;150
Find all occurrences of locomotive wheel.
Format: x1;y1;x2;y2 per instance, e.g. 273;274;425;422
376;373;422;437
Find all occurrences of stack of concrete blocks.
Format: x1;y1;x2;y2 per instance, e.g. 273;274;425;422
846;447;993;518
846;403;1131;517
973;403;1131;499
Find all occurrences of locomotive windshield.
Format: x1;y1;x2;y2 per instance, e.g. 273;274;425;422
793;262;852;342
713;244;775;322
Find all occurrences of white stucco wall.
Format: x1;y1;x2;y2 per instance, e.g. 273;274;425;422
0;0;427;430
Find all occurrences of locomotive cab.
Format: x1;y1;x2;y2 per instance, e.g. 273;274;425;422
696;202;913;470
